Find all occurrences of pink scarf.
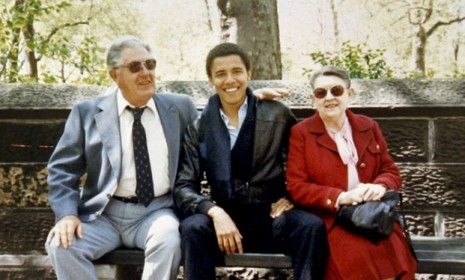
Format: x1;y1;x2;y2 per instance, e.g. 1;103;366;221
326;116;360;189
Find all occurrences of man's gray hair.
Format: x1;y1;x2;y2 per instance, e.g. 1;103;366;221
106;35;152;69
309;65;351;89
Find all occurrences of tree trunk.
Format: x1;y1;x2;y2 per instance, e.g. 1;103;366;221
6;0;24;82
453;38;459;73
329;0;340;52
219;0;282;79
7;29;21;83
23;21;39;81
412;25;427;75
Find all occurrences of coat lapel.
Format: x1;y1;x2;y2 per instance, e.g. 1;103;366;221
309;113;338;152
200;95;232;181
95;92;122;179
154;94;180;186
347;111;373;161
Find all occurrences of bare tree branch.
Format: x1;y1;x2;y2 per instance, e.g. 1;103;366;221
204;0;213;31
45;21;90;43
423;0;433;23
426;15;465;37
36;21;89;61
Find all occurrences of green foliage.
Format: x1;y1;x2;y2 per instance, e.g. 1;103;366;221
0;0;131;85
406;69;435;79
448;69;465;78
303;41;393;79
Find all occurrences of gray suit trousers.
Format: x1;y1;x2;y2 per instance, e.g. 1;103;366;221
45;195;181;280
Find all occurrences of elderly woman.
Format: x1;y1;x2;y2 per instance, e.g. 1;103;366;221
286;66;417;280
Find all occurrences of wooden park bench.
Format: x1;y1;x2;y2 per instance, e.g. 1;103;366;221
94;237;465;275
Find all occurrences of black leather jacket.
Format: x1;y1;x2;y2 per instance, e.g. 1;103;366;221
173;97;296;217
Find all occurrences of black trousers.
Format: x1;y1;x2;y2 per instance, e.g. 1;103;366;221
179;206;328;280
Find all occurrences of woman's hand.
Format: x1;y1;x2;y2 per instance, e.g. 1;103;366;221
270;197;294;218
358;183;386;201
336;183;387;208
337;188;366;207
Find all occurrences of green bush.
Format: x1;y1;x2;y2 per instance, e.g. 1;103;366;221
303;41;393;79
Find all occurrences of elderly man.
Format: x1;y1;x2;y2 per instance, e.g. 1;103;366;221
44;36;198;280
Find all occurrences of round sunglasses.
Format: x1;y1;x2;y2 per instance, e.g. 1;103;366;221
117;59;157;73
313;85;345;99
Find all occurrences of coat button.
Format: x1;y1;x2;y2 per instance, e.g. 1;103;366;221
326;199;332;205
360;162;366;168
107;194;112;199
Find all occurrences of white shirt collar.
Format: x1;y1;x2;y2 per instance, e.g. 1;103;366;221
116;89;156;116
219;97;248;124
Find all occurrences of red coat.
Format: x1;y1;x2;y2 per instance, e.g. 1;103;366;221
286;111;416;280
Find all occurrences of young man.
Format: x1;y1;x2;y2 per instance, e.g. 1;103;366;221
174;43;328;280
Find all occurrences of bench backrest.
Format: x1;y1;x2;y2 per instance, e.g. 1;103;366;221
1;80;465;255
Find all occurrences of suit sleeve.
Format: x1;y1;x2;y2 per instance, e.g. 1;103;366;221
181;95;198;124
173;122;215;216
47;104;86;221
371;121;403;189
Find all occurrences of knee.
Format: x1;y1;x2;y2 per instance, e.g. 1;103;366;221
146;226;181;257
179;214;211;237
278;209;326;235
45;239;82;260
301;212;326;235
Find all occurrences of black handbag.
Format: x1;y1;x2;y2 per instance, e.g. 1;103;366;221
336;190;400;239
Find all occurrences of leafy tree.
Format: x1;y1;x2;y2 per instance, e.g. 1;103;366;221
303;41;393;79
0;0;140;84
364;0;465;77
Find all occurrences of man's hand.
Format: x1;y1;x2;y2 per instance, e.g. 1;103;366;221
270;197;294;218
46;215;83;249
207;206;243;255
253;88;290;100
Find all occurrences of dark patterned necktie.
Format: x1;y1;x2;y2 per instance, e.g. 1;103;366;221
127;106;154;206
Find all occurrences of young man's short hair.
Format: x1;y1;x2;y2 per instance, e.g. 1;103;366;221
206;43;250;77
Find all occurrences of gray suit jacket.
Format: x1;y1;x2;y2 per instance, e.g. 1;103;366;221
47;90;198;222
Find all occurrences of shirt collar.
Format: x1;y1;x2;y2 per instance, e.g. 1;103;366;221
219;97;248;124
116;89;156;116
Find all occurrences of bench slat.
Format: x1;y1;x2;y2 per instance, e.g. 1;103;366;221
94;238;465;274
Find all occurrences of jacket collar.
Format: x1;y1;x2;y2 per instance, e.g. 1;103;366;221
308;110;373;156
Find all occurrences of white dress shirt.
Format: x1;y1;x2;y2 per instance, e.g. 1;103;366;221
114;90;170;198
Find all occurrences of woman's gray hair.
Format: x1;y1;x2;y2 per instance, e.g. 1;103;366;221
309;65;351;89
106;35;152;69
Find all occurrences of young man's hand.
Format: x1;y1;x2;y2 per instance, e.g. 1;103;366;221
270;197;294;218
207;206;243;254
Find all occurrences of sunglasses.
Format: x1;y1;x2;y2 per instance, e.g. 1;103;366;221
117;59;157;73
313;85;345;99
